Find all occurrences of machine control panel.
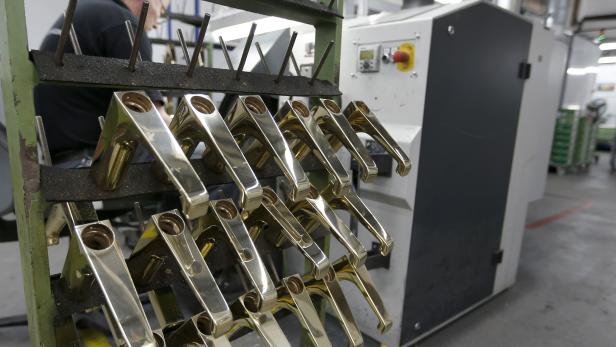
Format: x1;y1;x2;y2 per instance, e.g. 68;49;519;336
358;44;381;72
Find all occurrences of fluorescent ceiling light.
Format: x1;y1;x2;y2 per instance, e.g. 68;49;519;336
567;66;599;75
599;42;616;51
212;17;301;41
435;0;463;3
598;56;616;64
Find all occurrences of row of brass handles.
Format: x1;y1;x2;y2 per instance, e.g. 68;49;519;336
44;91;411;346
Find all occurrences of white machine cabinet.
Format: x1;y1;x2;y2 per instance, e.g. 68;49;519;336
337;2;562;346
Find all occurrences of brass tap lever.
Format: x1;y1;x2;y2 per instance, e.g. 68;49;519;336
333;255;393;334
170;94;263;211
225;95;311;202
129;210;233;337
316;181;393;256
244;187;331;280
90;91;209;219
344;101;411;176
228;293;292;347
196;199;277;312
312;98;378;182
304;268;364;347
165;313;232;347
273;275;332;347
289;187;367;268
274;100;352;196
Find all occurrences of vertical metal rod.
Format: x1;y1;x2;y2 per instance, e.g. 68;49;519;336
187;13;210;77
265;254;280;284
219;36;234;71
124;20;142;63
35;117;52;166
235;22;257;80
69;24;82;56
255;42;271;74
54;0;78;66
328;0;336;9
98;116;105;130
176;28;190;64
290;52;301;76
133;202;146;233
275;31;298;83
128;0;149;71
310;40;335;84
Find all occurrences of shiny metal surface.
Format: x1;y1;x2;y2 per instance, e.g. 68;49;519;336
312;98;378;182
196;199;277;312
290;187;367;268
304;267;364;347
225;95;311;202
228;293;292;347
166;313;232;347
273;275;332;347
316;180;393;256
333;255;393;334
130;210;233;337
344;101;412;176
274;100;352;196
68;218;157;347
170;94;263;211
244;187;330;280
90;91;209;219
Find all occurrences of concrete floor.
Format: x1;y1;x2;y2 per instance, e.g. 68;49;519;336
0;156;615;346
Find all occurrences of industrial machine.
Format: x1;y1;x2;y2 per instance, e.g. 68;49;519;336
336;1;565;346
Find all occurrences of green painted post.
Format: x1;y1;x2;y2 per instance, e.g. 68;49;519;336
0;1;56;346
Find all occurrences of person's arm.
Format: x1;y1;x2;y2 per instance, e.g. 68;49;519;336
99;22;171;124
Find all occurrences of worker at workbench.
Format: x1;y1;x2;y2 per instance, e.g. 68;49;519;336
34;0;171;165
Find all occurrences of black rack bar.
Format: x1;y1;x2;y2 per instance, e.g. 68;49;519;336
41;156;326;202
31;50;340;96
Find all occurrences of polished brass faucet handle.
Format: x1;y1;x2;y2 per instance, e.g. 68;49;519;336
91;91;209;219
244;187;331;280
312;98;378;182
304;268;364;347
228;293;292;347
225;95;311;202
333;255;393;334
317;181;393;256
195;199;277;312
130;210;233;337
273;275;333;347
275;100;352;196
344;101;412;176
170;94;263;212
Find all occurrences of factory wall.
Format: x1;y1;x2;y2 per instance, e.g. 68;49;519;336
592;64;616;127
562;36;601;111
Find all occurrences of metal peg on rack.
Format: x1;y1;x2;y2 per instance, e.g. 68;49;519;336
290;52;301;76
69;23;82;56
219;36;234;71
177;28;190;64
310;40;335;84
275;31;298;83
255;42;270;74
128;0;149;71
187;13;210;77
124;20;142;63
235;23;257;80
55;0;78;66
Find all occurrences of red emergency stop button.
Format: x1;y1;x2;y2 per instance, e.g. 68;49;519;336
393;50;410;63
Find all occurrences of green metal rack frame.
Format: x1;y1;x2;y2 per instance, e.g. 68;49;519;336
0;0;343;345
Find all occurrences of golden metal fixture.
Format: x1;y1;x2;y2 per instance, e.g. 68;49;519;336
170;94;263;211
333;255;393;334
225;95;311;202
344;101;412;176
129;210;234;338
195;199;277;312
90;91;209;219
165;313;232;347
243;187;331;280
